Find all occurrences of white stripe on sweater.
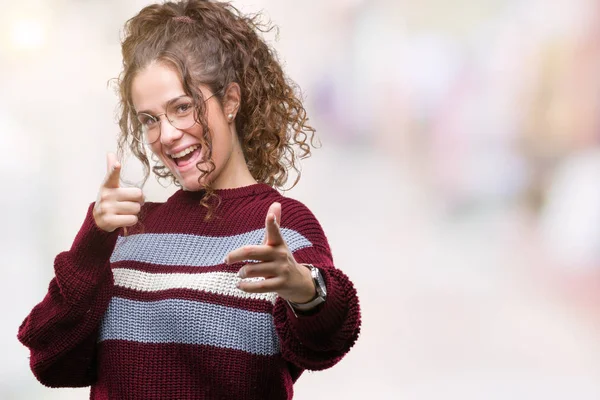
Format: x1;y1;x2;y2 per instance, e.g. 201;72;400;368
112;268;277;304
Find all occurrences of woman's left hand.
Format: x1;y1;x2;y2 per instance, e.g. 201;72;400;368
225;202;316;303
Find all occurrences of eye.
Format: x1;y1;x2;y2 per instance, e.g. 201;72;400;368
137;114;157;128
169;98;194;116
177;103;192;113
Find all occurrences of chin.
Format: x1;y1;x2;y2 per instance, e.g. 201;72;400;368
171;161;221;191
178;172;216;192
179;178;203;192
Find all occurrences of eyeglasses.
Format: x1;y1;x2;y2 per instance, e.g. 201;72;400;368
134;92;218;144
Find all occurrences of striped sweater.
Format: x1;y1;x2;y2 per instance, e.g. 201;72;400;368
18;183;361;399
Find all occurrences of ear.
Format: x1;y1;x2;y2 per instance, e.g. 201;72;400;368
222;82;241;123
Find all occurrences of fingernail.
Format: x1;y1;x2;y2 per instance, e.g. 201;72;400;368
238;267;245;278
273;214;278;225
223;256;229;265
236;281;241;288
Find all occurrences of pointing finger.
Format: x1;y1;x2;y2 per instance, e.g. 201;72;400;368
104;152;121;188
264;202;283;246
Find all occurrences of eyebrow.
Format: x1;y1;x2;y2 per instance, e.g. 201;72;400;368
135;94;188;115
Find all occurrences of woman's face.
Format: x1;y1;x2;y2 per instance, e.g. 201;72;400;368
130;62;237;191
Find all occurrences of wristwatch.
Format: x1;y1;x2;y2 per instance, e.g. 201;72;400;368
287;264;327;314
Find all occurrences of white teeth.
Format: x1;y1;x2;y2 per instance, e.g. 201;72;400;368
170;145;200;159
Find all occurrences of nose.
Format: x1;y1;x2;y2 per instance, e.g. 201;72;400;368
158;115;183;146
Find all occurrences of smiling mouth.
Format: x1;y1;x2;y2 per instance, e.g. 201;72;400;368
171;145;202;168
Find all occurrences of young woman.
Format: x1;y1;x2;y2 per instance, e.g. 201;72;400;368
18;1;361;399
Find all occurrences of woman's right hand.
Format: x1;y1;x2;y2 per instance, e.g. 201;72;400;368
93;153;144;232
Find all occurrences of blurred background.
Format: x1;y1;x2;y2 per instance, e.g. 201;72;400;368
2;0;600;398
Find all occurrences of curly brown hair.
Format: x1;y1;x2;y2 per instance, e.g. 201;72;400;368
115;0;317;217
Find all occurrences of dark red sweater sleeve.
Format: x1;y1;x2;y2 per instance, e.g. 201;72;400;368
17;203;118;387
273;199;361;371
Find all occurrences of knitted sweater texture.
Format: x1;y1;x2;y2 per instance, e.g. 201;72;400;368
18;183;361;399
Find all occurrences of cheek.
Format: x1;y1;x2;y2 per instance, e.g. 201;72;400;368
149;144;166;162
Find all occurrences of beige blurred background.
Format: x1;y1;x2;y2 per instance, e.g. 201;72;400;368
3;0;600;398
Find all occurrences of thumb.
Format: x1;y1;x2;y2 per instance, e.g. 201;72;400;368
104;152;121;188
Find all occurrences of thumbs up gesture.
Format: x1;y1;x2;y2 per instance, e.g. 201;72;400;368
225;202;317;303
92;153;144;232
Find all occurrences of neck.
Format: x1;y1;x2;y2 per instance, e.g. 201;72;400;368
210;132;256;190
211;168;257;190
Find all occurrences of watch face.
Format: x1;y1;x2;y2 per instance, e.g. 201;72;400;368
314;268;327;297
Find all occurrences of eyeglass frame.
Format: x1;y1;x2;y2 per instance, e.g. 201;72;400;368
133;89;221;145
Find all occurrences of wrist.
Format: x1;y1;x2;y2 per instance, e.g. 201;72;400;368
287;263;317;303
286;264;327;316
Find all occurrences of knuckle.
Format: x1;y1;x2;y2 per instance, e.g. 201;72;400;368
106;204;116;216
96;216;110;229
275;247;288;259
99;191;110;203
96;203;106;215
134;189;144;201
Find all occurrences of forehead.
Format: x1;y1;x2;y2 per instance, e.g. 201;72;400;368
131;62;184;113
